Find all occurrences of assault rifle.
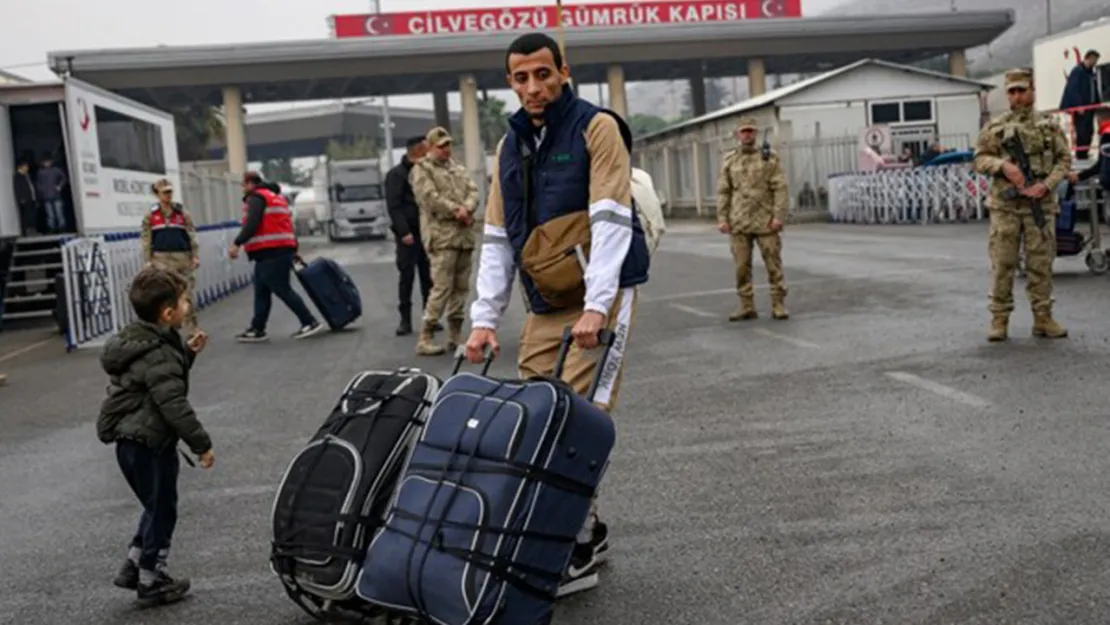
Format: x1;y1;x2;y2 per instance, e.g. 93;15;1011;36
999;133;1046;229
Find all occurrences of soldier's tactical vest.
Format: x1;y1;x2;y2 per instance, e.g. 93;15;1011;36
149;205;192;253
499;86;650;314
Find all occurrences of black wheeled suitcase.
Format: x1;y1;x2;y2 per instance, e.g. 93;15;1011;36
270;368;441;620
295;257;362;331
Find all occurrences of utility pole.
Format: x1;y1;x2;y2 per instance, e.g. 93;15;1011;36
370;0;394;169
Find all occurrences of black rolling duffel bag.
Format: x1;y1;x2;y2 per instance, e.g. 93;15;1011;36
270;367;441;620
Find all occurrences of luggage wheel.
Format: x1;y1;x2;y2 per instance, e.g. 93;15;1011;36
1086;249;1109;275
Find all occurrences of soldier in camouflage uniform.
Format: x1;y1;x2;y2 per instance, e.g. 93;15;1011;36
715;116;790;321
973;68;1071;342
410;126;479;356
141;179;201;336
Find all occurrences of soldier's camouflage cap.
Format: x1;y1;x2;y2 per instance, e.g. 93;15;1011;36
426;126;453;147
152;178;173;193
736;116;758;131
1005;68;1033;91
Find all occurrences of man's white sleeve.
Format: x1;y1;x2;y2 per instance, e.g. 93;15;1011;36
469;224;517;330
583;199;633;315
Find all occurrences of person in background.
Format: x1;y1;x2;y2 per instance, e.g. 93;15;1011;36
385;136;436;337
141;179;201;337
229;172;325;343
410;126;479;356
13;161;37;236
1061;49;1101;160
35;155;67;234
975;68;1072;342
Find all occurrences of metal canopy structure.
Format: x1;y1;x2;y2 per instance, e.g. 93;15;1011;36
207;100;463;160
47;10;1015;110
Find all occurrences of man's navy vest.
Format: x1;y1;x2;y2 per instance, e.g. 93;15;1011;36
499;85;650;315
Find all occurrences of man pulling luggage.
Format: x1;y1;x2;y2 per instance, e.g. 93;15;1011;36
464;32;650;597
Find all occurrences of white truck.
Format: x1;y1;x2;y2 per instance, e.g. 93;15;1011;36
313;158;391;242
0;76;180;237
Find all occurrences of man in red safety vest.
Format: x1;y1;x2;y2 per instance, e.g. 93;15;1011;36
228;171;325;342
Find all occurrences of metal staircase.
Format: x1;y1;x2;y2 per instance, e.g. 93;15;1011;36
2;235;66;328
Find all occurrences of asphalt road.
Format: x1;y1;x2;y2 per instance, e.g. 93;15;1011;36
4;221;1110;625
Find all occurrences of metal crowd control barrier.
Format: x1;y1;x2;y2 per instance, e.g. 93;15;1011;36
827;164;989;225
60;221;253;351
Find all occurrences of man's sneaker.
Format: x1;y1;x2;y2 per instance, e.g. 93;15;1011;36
292;322;327;340
588;521;610;566
113;559;139;590
235;329;268;343
136;571;191;607
555;542;600;598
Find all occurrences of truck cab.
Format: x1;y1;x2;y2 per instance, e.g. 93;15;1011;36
324;158;391;241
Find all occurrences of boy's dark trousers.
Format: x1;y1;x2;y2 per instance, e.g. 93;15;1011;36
116;440;179;571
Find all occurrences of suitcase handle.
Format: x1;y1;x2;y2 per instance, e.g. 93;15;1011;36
451;344;495;376
553;326;617;403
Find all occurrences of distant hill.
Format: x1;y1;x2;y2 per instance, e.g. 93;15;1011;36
626;1;1110;121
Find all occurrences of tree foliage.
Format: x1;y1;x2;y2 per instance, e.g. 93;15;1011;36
478;94;510;151
261;157;312;186
173;105;225;161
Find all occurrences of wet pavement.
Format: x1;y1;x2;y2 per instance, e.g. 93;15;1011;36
3;221;1110;625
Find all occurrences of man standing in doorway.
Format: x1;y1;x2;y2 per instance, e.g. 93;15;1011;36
715;116;790;321
385;136;435;337
36;155;67;234
229;172;325;343
975;68;1072;341
13;161;36;236
464;32;651;597
410;126;478;356
1060;49;1100;160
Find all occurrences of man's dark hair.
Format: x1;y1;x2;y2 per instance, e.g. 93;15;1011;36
406;136;425;150
242;170;264;186
505;33;563;73
129;266;188;324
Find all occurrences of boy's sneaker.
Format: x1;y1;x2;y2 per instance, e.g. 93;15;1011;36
136;571;191;607
113;559;139;590
235;329;268;343
555;542;601;598
292;321;327;340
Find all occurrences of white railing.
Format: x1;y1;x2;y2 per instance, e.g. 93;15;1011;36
827;164;989;224
60;221;253;350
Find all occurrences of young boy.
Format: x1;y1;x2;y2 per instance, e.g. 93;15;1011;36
97;265;215;606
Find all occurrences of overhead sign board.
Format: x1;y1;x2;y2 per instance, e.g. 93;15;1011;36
331;0;802;39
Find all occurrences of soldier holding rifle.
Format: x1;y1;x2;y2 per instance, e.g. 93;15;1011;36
973;68;1072;342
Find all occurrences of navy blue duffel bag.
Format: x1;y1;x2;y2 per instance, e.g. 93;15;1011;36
356;328;618;625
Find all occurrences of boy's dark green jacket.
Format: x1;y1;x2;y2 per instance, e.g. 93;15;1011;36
96;321;212;455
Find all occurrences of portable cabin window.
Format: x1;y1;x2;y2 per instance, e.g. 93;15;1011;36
869;99;935;125
95;106;167;174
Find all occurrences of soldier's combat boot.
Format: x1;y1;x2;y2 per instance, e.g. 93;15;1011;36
415;322;446;356
729;297;758;322
987;314;1009;342
771;296;789;320
446;319;464;353
1032;313;1068;339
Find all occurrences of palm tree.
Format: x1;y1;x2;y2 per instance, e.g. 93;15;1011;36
172;105;225;162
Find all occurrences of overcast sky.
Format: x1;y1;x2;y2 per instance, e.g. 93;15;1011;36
1;0;851;112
